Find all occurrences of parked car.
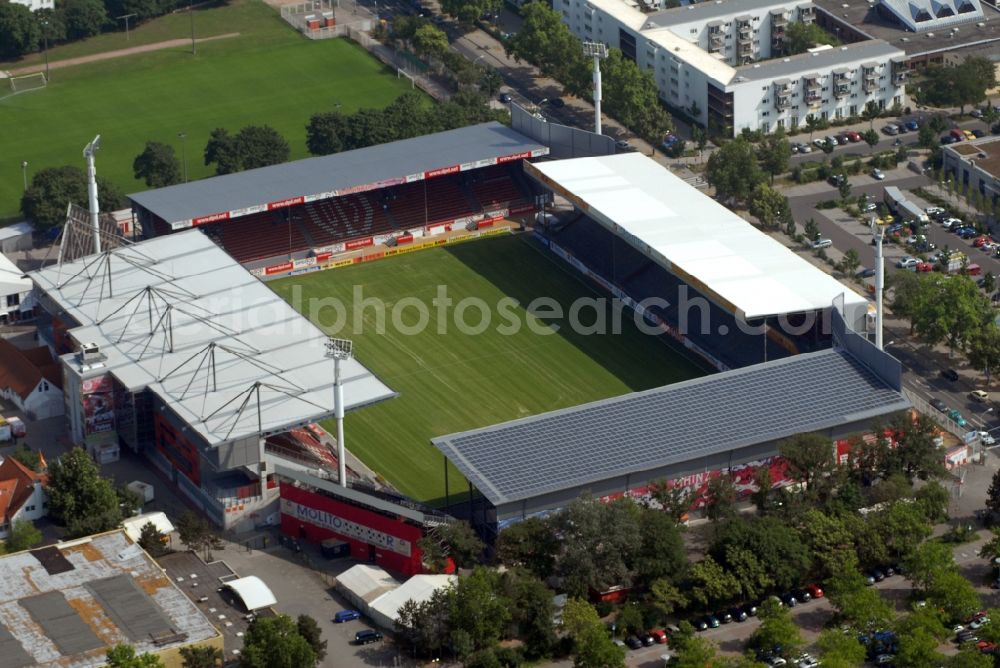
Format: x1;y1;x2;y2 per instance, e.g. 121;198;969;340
974;128;987;138
797;142;813;153
862;201;878;212
926;206;946;216
780;592;799;607
904;120;920;132
796;654;821;668
730;607;749;622
355;629;383;644
649;629;668;644
814;137;829;148
869;569;886;582
829;173;847;186
706;614;720;628
874;654;894;665
942;135;959;145
846;130;862;142
942;217;963;229
625;635;643;650
930;397;949;412
977;640;998;654
811;238;833;249
916;261;934;272
883;124;900;135
334;610;361;623
896;256;919;269
949;409;968;427
498;92;512;103
872;168;886;180
958;227;978;239
965;129;977;140
615;139;634;152
793;588;812;603
693;618;709;631
971;390;990;402
979;431;997;445
641;632;657;646
805;584;825;599
941;367;960;381
970;617;991;630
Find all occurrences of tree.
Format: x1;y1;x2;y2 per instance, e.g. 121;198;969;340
862;129;879;153
647;480;697;522
914;481;950;524
988;470;1000;520
236;125;290;171
817;628;867;666
911;273;992;355
551;497;641;597
649;578;688;620
45;448;122;538
748;598;803;658
296;615;327;664
877;499;932;561
633;508;686;587
179;645;223;668
778;432;834;492
804;218;820;242
412;23;449;59
175;510;216;558
672;637;719;668
600;49;673;144
805;114;820;140
893;626;945;668
4;518;42;553
21;166;124;231
506;2;591;98
561;598;626;668
825;566;894;631
948;649;994;668
480;67;502;97
687;555;740;608
133;141;182;188
711;516;812;591
448;568;511;651
921;58;997;114
419;520;483;571
785;22;836;54
903;540;958;592
841;248;861;277
968;323;1000;387
241;615;317;668
862;101;882;129
705;473;738;521
888;413;947;482
918;124;938;149
440;0;500;26
305;110;349;156
63;0;109;39
749;184;791;229
137;522;168;557
8;445;41;472
496;516;558;580
502;569;555;659
203;128;240;175
799;509;857;579
925;570;981;622
0;2;41;59
758;129;790;183
838;177;852;203
105;644;166;668
706;137;765;204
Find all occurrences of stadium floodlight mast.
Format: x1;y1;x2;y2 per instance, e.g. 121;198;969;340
178;132;188;182
869;214;887;350
582;41;608;135
326;337;354;488
20;161;27;191
83;135;102;255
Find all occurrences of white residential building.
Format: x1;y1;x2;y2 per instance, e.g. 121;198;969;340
562;0;907;135
0;252;33;325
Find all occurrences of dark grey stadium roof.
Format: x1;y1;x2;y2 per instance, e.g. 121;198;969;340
432;348;909;507
128;122;547;226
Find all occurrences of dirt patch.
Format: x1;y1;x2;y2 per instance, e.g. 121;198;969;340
7;32;240;77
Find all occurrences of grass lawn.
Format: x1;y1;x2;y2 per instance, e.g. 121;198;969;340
0;0;419;222
268;234;706;504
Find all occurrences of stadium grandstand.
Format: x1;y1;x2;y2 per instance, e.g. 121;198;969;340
29;230;397;529
525;154;870;370
127;123;547;275
434;311;909;537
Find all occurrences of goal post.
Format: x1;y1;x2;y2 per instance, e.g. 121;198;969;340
7;72;47;95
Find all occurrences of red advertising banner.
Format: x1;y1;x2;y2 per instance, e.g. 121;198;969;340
267;196;304;211
396;234;413;244
81;375;114;395
315;251;333;262
497;151;532;164
82;374;115;439
345;237;373;250
265;262;294;275
509;203;537;214
476;219;495;229
192;211;231;226
424;164;460;179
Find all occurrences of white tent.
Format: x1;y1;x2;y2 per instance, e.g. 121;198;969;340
224;576;277;611
121;511;174;544
337;564;401;608
368;574;456;630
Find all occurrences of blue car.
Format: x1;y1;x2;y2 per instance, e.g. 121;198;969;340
334;610;361;623
958;227;978;238
949;409;968;427
905;120;919;132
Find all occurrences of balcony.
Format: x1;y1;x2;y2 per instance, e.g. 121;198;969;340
804;91;822;105
771;13;788;26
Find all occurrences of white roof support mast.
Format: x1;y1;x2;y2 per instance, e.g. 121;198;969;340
83;135;102;255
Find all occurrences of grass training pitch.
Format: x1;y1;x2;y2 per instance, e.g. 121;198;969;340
0;0;419;222
269;234;706;503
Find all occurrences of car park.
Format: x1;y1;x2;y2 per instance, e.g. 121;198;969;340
872;168;885;180
625;635;643;649
334;610;361;623
930;397;949;412
354;629;383;645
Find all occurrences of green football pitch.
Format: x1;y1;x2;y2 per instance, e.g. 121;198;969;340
269;234;707;504
0;0;419;222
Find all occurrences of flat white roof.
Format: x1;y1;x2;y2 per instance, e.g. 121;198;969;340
645;27;737;84
225;576;277;611
0;222;33;241
121;511;174;543
527;154;866;320
30;231;395;447
0;252;31;297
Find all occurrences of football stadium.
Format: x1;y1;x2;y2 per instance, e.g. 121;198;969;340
26;121;910;568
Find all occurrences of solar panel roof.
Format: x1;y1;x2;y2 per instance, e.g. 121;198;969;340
433;348;909;507
29;231;396;446
128;122;547;226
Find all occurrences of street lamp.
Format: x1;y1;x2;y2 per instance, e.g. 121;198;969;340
325;337;354;488
40;19;49;81
177;132;188;182
20;161;28;191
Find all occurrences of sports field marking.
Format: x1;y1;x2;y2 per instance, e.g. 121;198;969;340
8;33;241;77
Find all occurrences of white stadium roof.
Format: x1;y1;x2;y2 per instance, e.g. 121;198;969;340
224;576;277;611
30;231;395;447
526;154;867;320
